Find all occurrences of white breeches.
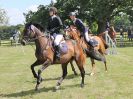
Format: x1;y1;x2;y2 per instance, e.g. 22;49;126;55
54;34;63;46
84;32;91;42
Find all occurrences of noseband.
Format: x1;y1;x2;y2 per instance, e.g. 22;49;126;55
23;25;45;42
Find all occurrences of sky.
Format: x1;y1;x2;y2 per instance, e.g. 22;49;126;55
0;0;53;25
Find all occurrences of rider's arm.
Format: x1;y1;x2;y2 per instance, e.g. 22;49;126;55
55;16;63;30
76;19;86;37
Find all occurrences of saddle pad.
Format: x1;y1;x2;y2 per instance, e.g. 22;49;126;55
92;38;99;45
59;41;68;54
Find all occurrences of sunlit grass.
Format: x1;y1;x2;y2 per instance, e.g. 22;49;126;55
0;46;133;99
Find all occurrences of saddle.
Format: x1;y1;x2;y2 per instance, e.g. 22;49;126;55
49;36;68;55
89;37;99;47
58;41;68;54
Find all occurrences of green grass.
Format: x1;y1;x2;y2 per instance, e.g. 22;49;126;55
0;46;133;99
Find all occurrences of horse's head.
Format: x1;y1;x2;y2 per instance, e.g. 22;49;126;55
65;25;80;41
108;26;116;40
21;23;45;45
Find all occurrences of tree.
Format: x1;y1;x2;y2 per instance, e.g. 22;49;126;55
0;24;24;39
25;0;133;34
24;5;49;28
0;8;8;25
55;0;133;33
113;13;131;31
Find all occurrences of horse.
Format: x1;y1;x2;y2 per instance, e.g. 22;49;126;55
10;30;20;46
99;26;117;44
65;26;108;76
21;23;86;91
108;26;117;43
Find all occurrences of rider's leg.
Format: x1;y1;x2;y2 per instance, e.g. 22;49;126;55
84;32;97;47
54;34;63;58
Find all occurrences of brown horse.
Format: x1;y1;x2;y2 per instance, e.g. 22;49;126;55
108;26;117;43
21;23;86;91
65;26;108;76
99;26;117;44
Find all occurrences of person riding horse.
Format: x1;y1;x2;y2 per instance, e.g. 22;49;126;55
69;12;98;50
47;7;64;59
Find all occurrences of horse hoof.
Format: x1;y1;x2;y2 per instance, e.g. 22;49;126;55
35;84;39;91
90;72;94;76
40;77;44;82
74;72;78;76
35;87;38;91
80;84;84;88
55;85;60;90
105;71;108;73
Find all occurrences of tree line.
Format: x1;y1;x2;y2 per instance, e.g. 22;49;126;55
0;0;133;39
24;0;133;34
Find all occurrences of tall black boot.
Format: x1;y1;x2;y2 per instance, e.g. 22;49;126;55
88;39;98;47
88;40;95;47
55;45;60;59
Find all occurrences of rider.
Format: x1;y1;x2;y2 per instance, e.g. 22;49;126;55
47;7;63;59
69;12;98;48
105;18;110;33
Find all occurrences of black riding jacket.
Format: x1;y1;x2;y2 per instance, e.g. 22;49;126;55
47;15;63;35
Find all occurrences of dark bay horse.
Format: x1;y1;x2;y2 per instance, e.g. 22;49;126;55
21;23;86;91
65;26;108;76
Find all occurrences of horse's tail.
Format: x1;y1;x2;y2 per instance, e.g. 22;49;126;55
98;33;109;49
85;48;106;62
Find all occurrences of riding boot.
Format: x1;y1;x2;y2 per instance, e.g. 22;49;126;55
88;39;96;47
55;45;60;59
87;40;97;56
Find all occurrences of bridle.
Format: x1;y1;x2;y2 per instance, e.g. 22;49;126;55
23;25;45;42
22;24;52;52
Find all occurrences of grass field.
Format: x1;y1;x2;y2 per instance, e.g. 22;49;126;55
0;45;133;99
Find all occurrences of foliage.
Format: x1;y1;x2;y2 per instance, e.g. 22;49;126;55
0;8;8;25
24;0;133;34
113;13;131;31
0;24;24;39
24;5;49;28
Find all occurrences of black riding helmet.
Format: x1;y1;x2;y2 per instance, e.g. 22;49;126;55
49;7;58;14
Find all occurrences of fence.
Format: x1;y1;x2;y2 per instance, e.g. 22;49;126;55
116;32;133;47
105;33;117;55
0;39;21;46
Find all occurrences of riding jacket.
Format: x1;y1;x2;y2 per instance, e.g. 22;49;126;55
73;18;86;37
47;15;63;35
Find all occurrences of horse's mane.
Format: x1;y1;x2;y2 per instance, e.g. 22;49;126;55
25;22;45;32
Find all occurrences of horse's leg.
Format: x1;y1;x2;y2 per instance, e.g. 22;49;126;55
31;60;42;79
90;58;95;76
75;60;85;88
35;59;51;91
70;60;78;75
103;55;107;72
55;63;68;90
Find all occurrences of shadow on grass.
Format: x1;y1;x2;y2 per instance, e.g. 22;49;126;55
1;83;82;98
25;74;80;84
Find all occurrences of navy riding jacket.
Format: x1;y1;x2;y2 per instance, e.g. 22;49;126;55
73;18;86;36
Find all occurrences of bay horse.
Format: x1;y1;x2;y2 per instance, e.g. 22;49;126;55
99;26;117;44
65;26;108;76
108;26;117;43
21;23;86;91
